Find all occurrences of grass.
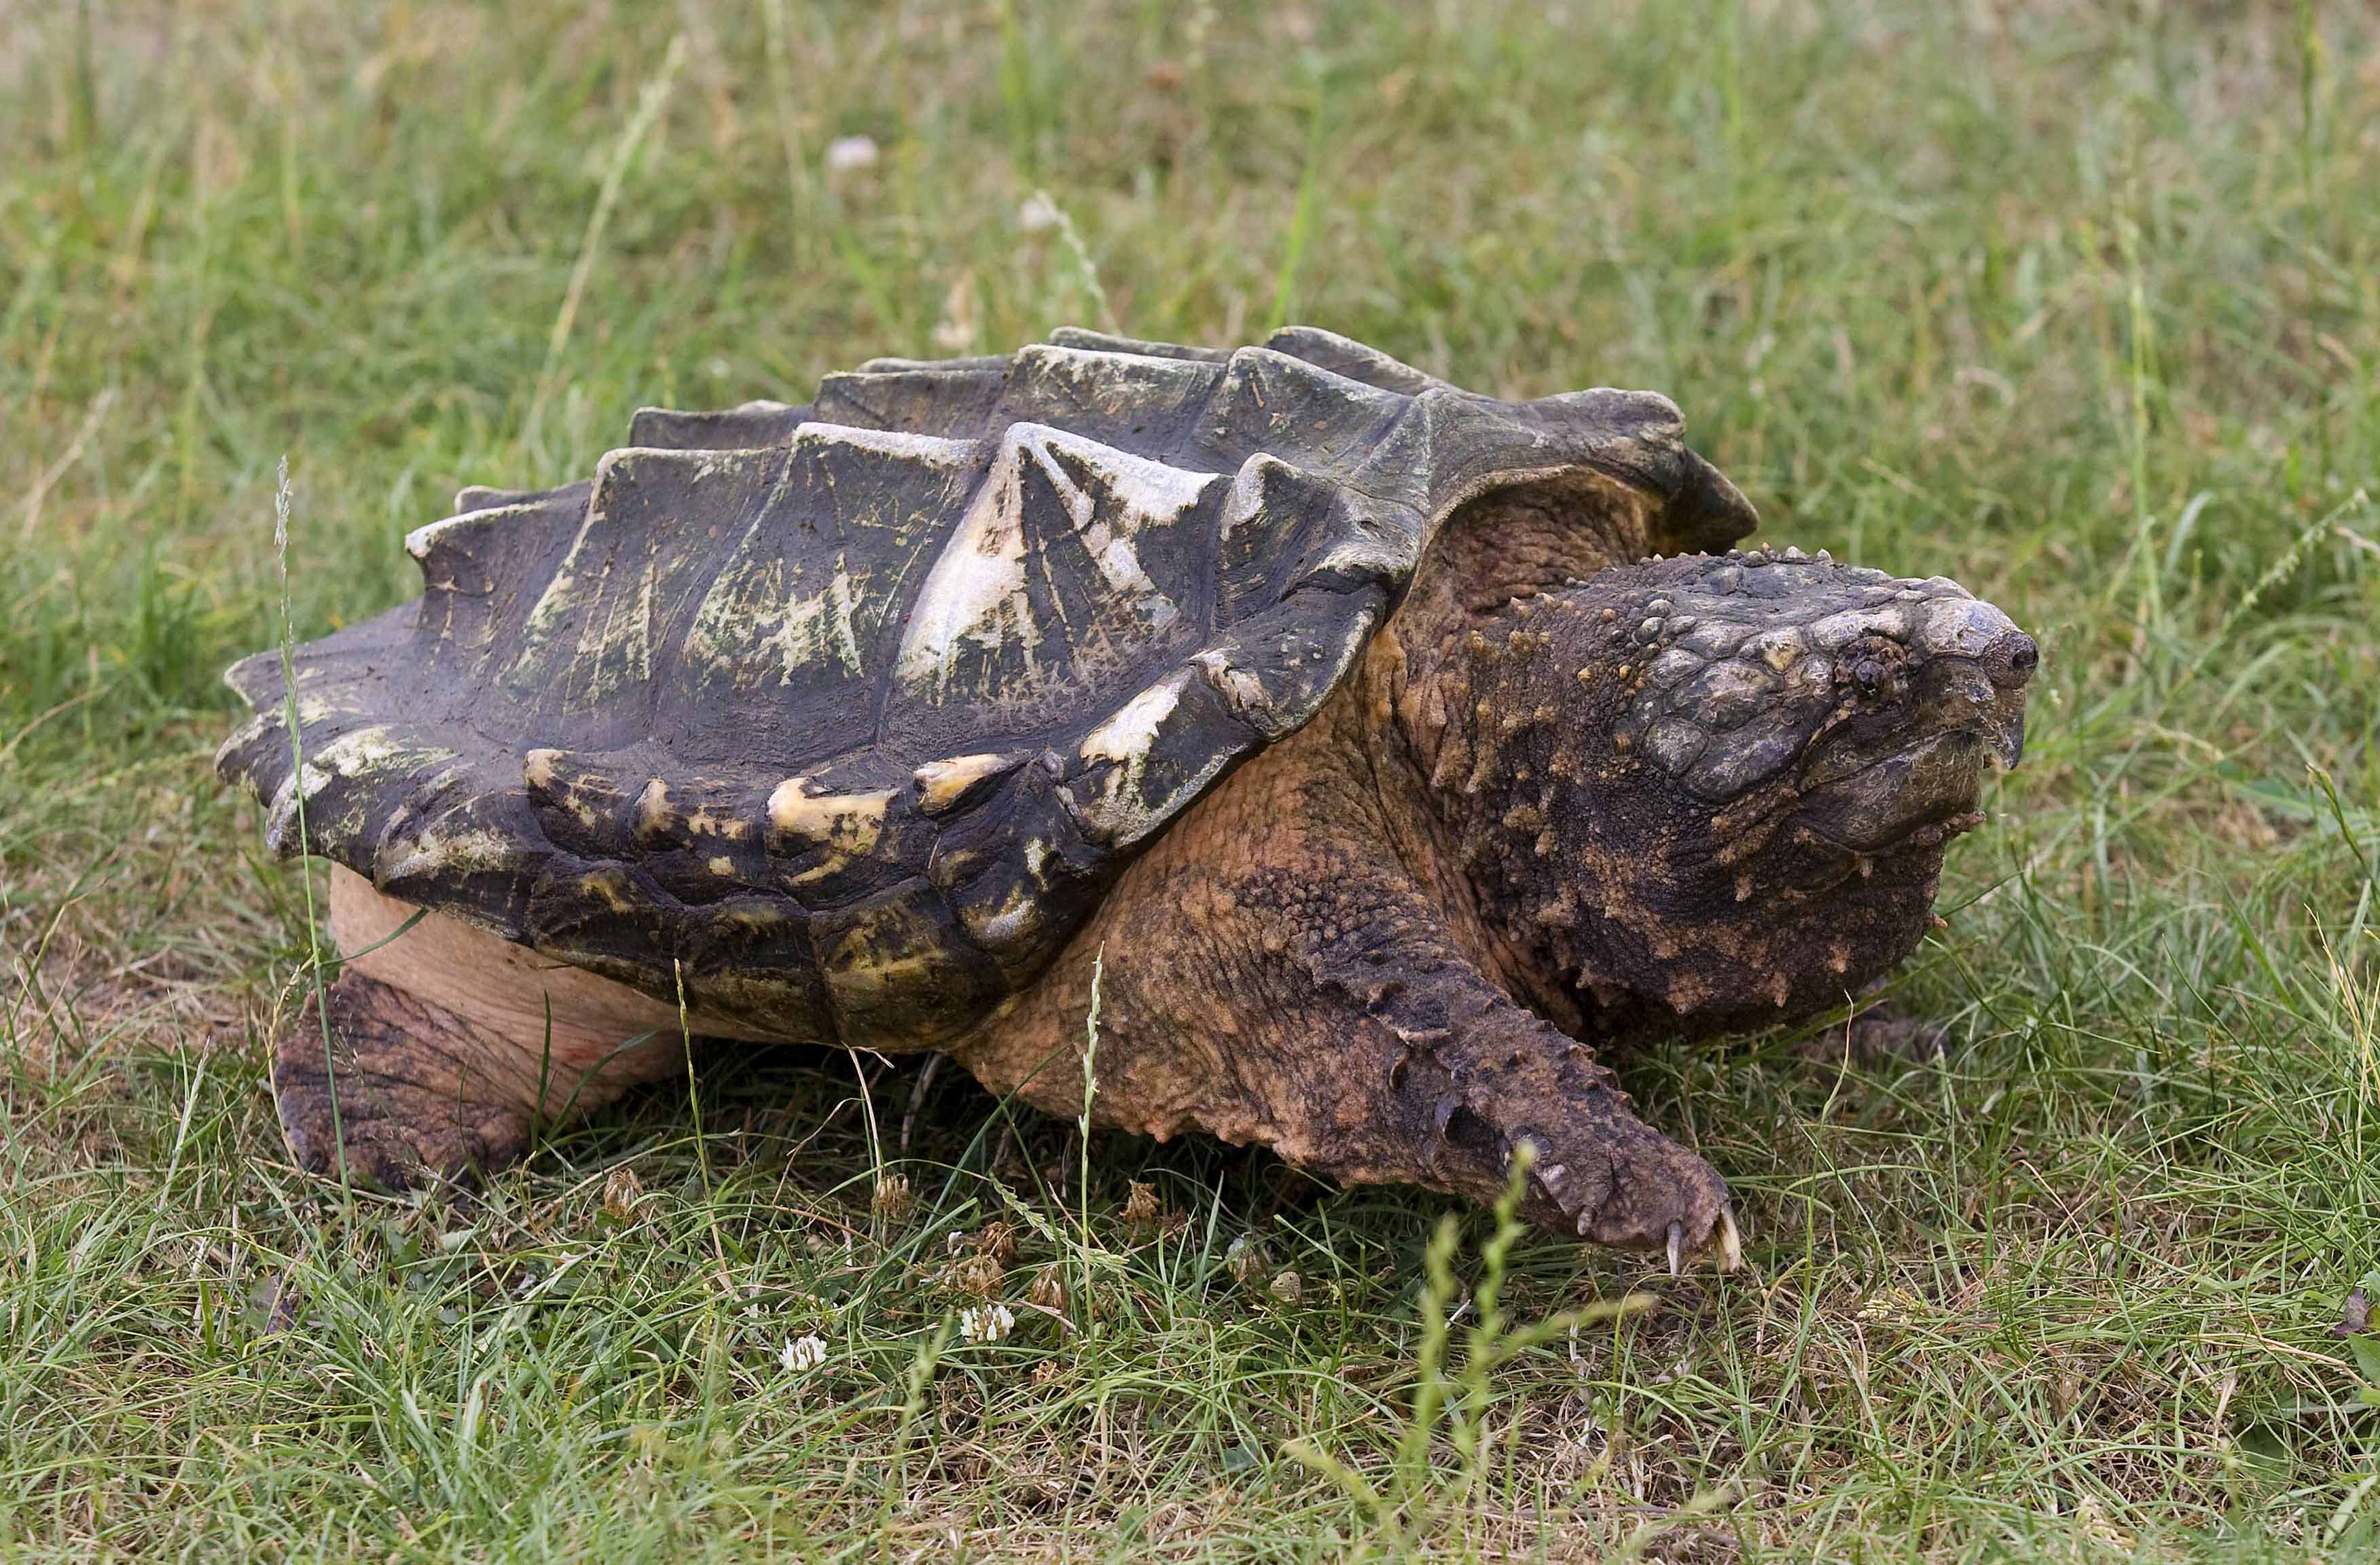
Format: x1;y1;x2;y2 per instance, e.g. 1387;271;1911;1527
4;0;2380;1557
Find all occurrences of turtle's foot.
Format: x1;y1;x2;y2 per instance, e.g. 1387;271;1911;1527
1509;1087;1739;1272
1394;999;1740;1269
272;969;532;1192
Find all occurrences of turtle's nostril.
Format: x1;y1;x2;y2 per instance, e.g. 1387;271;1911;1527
1996;631;2039;687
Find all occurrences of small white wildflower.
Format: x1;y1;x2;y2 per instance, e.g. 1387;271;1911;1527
958;1303;1015;1344
824;134;880;173
1017;192;1062;234
780;1334;829;1374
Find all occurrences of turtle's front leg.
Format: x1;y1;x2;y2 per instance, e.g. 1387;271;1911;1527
960;841;1739;1265
272;867;702;1189
1331;938;1741;1264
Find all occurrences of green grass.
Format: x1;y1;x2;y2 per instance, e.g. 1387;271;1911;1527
5;0;2380;1558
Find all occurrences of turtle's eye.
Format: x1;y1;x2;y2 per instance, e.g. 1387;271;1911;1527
1841;637;1908;703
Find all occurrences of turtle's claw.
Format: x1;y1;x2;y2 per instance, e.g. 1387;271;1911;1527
1667;1222;1684;1278
1717;1204;1744;1273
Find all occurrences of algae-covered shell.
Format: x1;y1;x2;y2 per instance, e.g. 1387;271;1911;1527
217;327;1752;1047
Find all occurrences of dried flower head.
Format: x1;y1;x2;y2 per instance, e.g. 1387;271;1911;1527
871;1174;914;1224
953;1251;1005;1299
1121;1181;1161;1229
1225;1233;1267;1287
601;1164;646;1223
1267;1269;1303;1306
975;1220;1018;1267
1026;1268;1067;1314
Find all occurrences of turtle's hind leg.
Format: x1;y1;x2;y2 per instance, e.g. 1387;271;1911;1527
270;867;718;1191
274;969;541;1190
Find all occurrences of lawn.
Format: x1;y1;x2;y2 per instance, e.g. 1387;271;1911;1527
5;0;2380;1558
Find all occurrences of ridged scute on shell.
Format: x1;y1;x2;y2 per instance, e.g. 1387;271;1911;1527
217;327;1754;1048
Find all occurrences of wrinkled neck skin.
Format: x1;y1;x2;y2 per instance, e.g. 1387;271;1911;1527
1360;478;1661;1030
1369;535;2032;1041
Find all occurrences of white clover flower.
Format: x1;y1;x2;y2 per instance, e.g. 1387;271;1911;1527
1017;192;1062;234
780;1333;829;1374
958;1303;1015;1344
825;135;880;174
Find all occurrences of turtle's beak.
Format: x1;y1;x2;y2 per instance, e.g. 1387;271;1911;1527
1786;605;2035;856
1979;630;2034;772
1916;599;2035;771
1987;708;2026;772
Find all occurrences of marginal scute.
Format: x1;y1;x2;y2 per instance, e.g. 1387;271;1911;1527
215;328;1756;1049
914;752;1024;814
765;777;892;856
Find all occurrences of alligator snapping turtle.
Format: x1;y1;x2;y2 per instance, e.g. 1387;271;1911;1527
217;327;2034;1265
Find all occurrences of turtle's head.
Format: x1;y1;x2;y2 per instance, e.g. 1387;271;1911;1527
1447;550;2034;1030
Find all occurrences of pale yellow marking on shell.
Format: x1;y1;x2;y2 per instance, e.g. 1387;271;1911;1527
894;424;1218;696
634;778;674;840
708;855;736;876
685;412;974;691
1192;649;1272;725
895;446;1034;692
523;748;600;827
375;828;530;884
511;501;602;676
263;725;448;852
687;550;868;685
1079;679;1182;769
782;562;867;677
1218;453;1291;543
914;752;1013;812
571;553;657;685
505;452;675;706
765;777;892;855
297;725;429;800
584;874;638;914
968;885;1039;946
